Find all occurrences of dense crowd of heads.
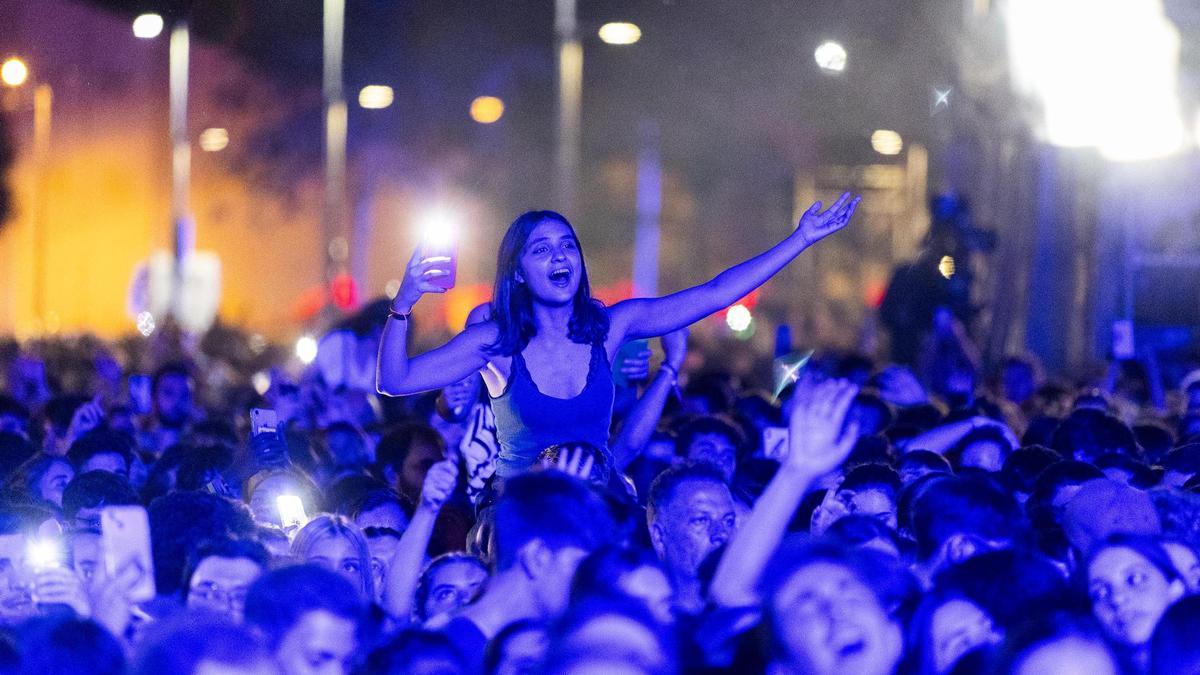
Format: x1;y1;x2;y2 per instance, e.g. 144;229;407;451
0;320;1198;675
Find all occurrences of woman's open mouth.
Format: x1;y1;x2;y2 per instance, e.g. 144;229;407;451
549;268;572;287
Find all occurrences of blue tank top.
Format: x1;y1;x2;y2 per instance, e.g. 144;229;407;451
490;340;615;477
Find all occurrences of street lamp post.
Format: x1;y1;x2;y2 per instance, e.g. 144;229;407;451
2;57;53;330
554;0;583;215
169;20;192;323
135;12;192;325
324;0;348;294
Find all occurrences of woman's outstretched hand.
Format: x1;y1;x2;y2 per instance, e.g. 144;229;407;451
394;247;451;313
796;192;862;247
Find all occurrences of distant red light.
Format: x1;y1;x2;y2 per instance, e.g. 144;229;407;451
331;273;359;311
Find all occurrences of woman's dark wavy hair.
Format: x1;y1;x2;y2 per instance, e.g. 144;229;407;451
486;211;608;356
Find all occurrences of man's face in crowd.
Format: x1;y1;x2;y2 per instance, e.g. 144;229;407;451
685;433;737;481
154;373;193;428
650;479;735;582
0;534;33;625
365;535;399;605
249;476;306;528
274;609;357;675
1087;546;1183;646
839;488;898;531
400;440;442;499
38;460;74;508
187;555;265;623
71;531;101;588
73;506;103;532
325;430;368;469
771;561;902;675
423;559;488;620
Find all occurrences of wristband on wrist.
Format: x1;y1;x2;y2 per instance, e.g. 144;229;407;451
659;362;680;381
388;307;411;321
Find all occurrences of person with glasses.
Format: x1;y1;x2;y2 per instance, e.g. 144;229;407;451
183;538;270;623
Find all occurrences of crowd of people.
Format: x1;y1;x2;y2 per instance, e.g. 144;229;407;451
0;205;1198;675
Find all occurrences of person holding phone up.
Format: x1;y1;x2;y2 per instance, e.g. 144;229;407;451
378;195;861;477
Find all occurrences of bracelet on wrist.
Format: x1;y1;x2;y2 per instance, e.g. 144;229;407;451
388;307;411;321
659;362;680;380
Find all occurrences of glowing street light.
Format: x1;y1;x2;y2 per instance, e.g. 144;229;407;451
295;336;319;364
1;58;28;87
198;127;229;152
938;255;956;279
358;85;393;109
726;304;753;332
598;22;641;45
814;40;847;73
469;96;505;124
132;13;164;39
871;129;903;155
136;311;156;337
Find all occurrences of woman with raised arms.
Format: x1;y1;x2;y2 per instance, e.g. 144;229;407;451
377;193;861;477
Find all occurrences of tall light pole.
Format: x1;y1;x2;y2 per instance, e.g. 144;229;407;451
323;0;348;292
169;19;192;320
554;0;582;215
632;121;661;298
2;58;52;328
135;12;191;324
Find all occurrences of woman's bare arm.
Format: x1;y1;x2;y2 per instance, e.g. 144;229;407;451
610;193;860;341
376;320;494;396
384;459;457;620
376;248;496;396
610;330;687;469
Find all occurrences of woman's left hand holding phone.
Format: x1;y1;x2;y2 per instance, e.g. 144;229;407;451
394;247;452;313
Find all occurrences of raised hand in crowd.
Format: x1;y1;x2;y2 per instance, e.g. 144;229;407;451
710;379;859;608
385;456;459;621
66;395;104;447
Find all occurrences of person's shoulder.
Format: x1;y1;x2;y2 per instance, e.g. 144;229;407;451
460;319;501;347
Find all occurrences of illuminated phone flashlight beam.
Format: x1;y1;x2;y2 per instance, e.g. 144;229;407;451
934;88;951;107
772;351;814;402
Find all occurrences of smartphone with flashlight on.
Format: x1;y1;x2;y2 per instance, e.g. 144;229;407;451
277;495;309;534
419;211;458;291
27;537;67;609
26;538;65;572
